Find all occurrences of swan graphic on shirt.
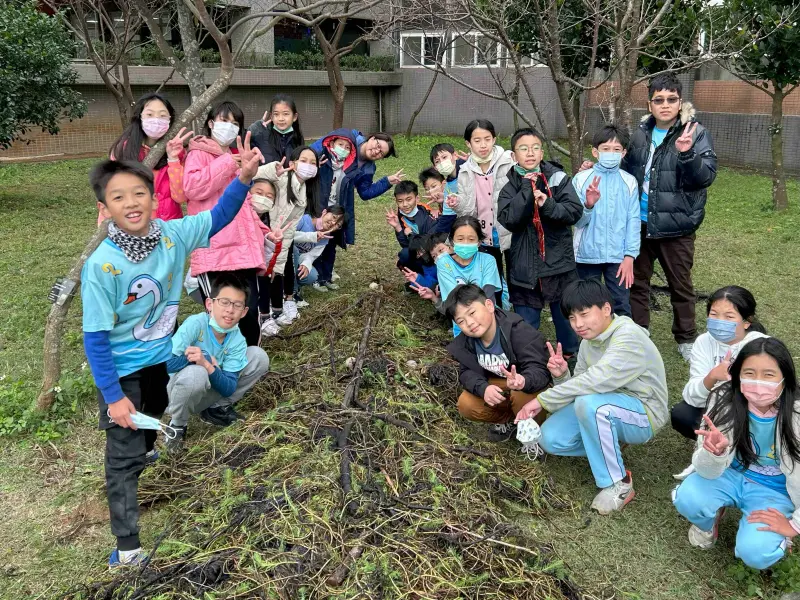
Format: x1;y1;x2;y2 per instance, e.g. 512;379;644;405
81;212;213;377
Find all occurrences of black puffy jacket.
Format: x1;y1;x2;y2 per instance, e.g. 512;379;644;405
622;102;717;239
496;161;582;290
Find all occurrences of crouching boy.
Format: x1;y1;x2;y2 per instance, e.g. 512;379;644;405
515;279;668;514
445;284;551;442
165;273;270;451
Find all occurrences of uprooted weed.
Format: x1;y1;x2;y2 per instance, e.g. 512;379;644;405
59;289;600;600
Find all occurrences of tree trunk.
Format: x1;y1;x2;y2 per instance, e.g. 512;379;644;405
770;86;788;211
406;67;439;139
326;55;347;129
113;91;132;129
511;70;522;132
176;0;208;131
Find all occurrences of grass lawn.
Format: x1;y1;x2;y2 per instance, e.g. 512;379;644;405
1;136;800;599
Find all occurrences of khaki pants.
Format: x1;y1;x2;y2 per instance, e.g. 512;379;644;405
457;377;546;424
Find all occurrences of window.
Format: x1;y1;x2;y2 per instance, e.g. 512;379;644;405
400;32;446;68
448;32;501;68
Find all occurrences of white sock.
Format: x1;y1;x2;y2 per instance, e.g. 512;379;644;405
118;547;143;563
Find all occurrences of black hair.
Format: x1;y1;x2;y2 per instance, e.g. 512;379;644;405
419;167;445;185
464;119;496;141
394;180;418;197
450;215;485;242
325;204;346;221
430;143;456;164
364;132;397;159
510;127;544;151
706;337;800;468
707;286;767;334
210;272;250;305
287;145;320;207
422;231;450;255
110;92;175;171
205;100;245;139
321;204;348;245
560;279;614;318
266;93;304;151
648;73;683;100
409;233;431;265
591;124;630;149
443;283;489;321
90;159;154;204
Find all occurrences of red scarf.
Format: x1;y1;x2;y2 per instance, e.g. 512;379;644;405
523;172;553;260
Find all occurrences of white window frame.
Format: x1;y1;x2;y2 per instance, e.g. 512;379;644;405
449;32;502;68
399;31;447;68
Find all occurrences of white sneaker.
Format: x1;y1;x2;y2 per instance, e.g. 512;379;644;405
591;471;635;515
283;300;299;320
324;281;340;291
275;311;295;327
688;508;725;549
294;296;310;308
331;270;341;282
260;318;280;337
678;342;694;363
312;282;329;293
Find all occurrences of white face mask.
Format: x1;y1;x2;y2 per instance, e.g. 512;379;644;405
211;121;239;146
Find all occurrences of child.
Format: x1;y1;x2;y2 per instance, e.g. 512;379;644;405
453;119;514;277
673;337;800;571
81;133;263;566
248;93;305;164
572;124;640;317
102;92;188;223
184;100;266;346
293;206;346;297
445;284;551;442
386;180;437;278
165;273;270;450
497;127;582;358
515;279;668;514
431;142;468;183
249;177;276;216
673;286;769;440
253;146;321;335
421;167;463;234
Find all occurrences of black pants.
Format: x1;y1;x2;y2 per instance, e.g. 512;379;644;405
98;362;169;551
198;269;260;346
480;245;505;282
671;400;704;440
314;240;337;284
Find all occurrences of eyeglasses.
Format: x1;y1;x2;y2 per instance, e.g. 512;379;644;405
515;145;542;155
213;297;246;311
650;96;680;106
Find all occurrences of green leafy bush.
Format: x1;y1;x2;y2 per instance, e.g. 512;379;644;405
275;50;395;71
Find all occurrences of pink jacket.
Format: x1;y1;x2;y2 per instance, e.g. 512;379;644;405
184;136;269;276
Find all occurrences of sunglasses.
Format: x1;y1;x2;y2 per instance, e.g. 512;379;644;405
650;96;680;106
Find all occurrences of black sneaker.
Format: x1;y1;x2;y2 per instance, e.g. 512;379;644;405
487;421;517;442
199;406;238;427
165;425;187;454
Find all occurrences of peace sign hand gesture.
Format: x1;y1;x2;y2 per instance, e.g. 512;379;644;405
388;169;405;186
275;157;293;177
695;414;730;456
584;176;601;208
166;127;194;160
266;215;292;244
401;267;419;284
237;131;265;184
675;122;698;153
385;209;401;232
546;342;569;378
500;364;526;391
410;282;436;301
261;112;272;128
445;194;460;209
455;150;470;161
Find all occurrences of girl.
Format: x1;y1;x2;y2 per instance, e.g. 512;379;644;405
253;146;321;335
673;286;769;440
673;337;800;571
183;100;266;347
452;119;514;278
102;92;188;223
248;94;305;164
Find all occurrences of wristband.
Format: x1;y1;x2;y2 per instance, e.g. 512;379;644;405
791;520;800;536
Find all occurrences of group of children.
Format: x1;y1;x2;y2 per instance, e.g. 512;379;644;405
83;71;800;574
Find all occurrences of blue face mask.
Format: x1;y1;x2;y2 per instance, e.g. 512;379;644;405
210;314;238;334
274;124;294;135
453;243;479;260
707;317;738;343
434;251;450;265
106;409;178;439
598;151;623;169
399;206;418;218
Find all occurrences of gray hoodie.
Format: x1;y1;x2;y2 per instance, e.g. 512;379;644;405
537;315;669;431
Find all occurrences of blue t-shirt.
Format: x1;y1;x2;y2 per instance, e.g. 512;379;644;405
732;412;787;495
170;312;247;373
81;212;213;377
641;127;668;222
437;252;501;336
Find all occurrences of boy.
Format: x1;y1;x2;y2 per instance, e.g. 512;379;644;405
249;176;276;215
496;127;582;360
420;167;460;234
386;181;437;277
430;142;468;183
572;124;640;317
445;284;550;442
293;206;346;295
81;132;263;567
515;279;668;514
165;273;270;451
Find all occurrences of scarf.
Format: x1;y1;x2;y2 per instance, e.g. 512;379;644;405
514;164;541;176
108;220;163;263
521;171;553;261
471;151;493;165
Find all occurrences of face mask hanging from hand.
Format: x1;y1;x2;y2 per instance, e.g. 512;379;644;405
107;408;179;439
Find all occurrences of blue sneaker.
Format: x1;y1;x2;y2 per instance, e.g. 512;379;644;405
145;449;159;466
108;548;148;569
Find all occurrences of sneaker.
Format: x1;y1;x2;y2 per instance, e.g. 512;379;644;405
331;270;341;282
283;300;299;319
293;294;309;308
591;470;635;514
144;449;160;465
164;425;187;454
226;406;245;422
109;548;147;569
312;282;330;293
678;342;694;363
324;281;340;291
487;421;517;443
275;311;295;327
260;317;280;337
688;508;725;549
199;406;239;427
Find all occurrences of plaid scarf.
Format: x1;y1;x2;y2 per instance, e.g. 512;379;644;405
108;221;162;263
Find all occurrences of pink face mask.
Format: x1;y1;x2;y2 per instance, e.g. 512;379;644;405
741;378;784;409
141;117;170;139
